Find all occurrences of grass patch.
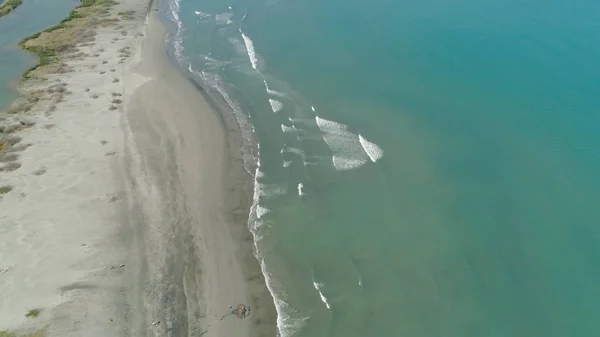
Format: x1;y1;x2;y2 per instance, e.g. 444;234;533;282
25;309;41;318
0;326;48;337
0;162;21;172
0;0;22;17
18;0;118;79
0;186;13;194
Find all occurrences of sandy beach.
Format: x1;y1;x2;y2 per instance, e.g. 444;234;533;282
0;0;275;336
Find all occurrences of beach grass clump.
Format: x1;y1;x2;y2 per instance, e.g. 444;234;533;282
0;136;22;149
0;326;47;337
25;309;41;318
0;153;19;162
0;162;21;172
117;10;135;20
0;186;13;194
0;0;22;17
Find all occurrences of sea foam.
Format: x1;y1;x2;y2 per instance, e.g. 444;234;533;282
297;183;305;196
260;260;309;337
215;12;233;25
169;0;184;62
312;280;331;309
241;32;259;70
269;99;283;113
264;79;286;97
255;182;287;198
359;134;384;162
256;204;270;219
315;116;369;171
281;124;295;133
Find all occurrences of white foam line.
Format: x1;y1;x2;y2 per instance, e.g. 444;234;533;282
315;116;369;171
256;204;270;219
255;182;287;198
281;145;304;157
297;183;304;196
312;280;331;310
169;0;184;62
281;124;295;133
263;80;286;98
259;260;309;337
216;12;233;25
269;99;283;113
359;134;384;162
240;32;259;70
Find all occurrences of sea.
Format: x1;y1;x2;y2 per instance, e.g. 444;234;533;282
3;0;600;336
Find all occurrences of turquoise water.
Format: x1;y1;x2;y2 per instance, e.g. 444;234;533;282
168;0;600;336
0;0;79;109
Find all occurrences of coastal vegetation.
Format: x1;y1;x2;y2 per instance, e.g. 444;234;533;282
0;185;13;194
0;0;22;17
0;327;47;337
25;309;41;318
19;0;118;80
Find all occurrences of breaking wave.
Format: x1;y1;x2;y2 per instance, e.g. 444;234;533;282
168;0;184;62
359;134;384;162
264;80;286;97
260;260;309;337
241;32;259;70
312;280;331;310
315;116;369;171
216;12;233;25
269;99;283;113
281;124;295;133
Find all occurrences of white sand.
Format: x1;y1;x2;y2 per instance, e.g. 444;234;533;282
0;0;266;336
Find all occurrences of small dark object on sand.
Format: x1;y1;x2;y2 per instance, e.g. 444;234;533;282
232;304;251;318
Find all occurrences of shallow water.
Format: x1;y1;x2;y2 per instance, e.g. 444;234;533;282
3;0;600;336
165;0;600;336
0;0;78;109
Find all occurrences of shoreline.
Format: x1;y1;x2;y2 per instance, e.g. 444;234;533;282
0;0;275;336
0;0;22;17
